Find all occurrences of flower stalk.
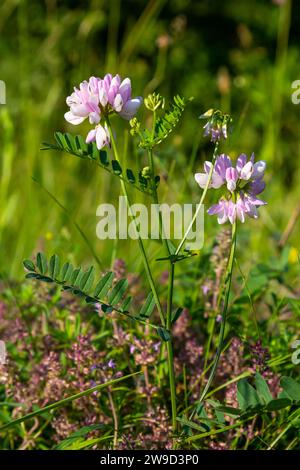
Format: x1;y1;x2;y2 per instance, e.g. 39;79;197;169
198;212;237;405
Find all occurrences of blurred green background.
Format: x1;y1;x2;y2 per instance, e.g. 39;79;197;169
0;0;299;278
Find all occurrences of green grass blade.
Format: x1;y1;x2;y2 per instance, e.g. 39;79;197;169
0;371;141;432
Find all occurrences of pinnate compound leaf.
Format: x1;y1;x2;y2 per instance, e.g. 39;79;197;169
42;133;156;196
23;253;164;337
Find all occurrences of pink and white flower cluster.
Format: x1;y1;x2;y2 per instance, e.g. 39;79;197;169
65;74;143;149
195;153;266;224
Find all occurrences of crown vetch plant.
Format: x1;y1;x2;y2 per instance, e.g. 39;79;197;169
20;75;271;447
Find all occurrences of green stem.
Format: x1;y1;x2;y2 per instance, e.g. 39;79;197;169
166;263;177;433
108;390;119;450
106;117;165;325
202;316;217;386
148;135;177;434
197;214;237;406
267;422;292;450
148;148;171;256
175;141;219;255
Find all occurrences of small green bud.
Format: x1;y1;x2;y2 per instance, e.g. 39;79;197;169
144;93;165;111
129;117;141;136
141;166;151;179
199;109;232;142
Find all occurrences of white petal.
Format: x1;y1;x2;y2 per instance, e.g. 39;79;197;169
66;92;80;106
252;160;266;179
70;103;90;117
195;171;224;189
211;173;224;188
237;207;245;223
195;173;209;188
240;161;253;180
64;111;85;125
86;129;96;143
119;78;131;102
98;85;108;107
114;93;123;112
228;204;236;224
217;209;228;224
204;161;213;173
118;97;142;120
89;111;100;124
96;126;108;149
120;77;131;89
227;180;236;192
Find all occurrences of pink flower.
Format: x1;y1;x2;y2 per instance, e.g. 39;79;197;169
236;153;266;181
208;193;266;226
194;154;231;189
225;167;238;192
65;74;143;149
203;121;228;142
208;199;233;224
65;78;101;125
85;123;110;149
196;153;267;224
97;74;143;119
